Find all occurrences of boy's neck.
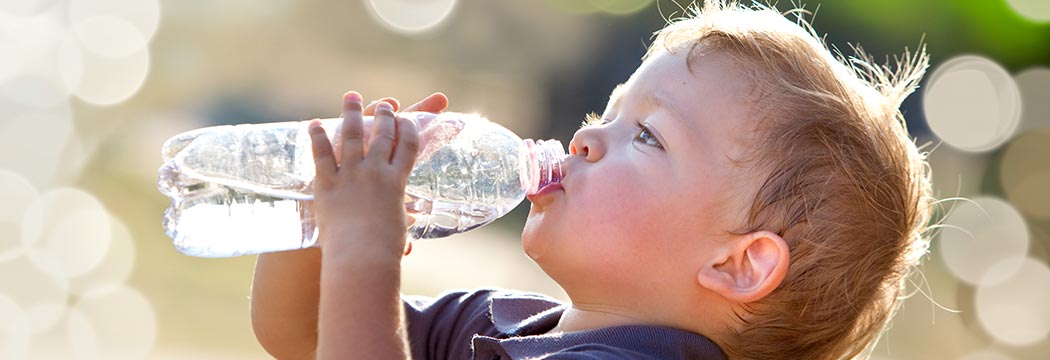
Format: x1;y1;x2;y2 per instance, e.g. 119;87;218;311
547;303;643;334
547;292;732;344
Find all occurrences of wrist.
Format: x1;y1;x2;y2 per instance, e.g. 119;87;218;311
319;230;406;266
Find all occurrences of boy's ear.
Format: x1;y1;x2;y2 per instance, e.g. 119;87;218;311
697;231;790;303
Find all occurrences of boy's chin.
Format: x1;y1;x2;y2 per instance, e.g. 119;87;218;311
521;212;555;261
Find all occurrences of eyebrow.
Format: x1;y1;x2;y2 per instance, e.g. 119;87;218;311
645;91;690;133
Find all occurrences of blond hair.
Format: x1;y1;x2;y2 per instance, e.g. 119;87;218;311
647;1;934;359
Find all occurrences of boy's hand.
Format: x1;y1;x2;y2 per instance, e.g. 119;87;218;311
360;92;448;256
308;91;420;260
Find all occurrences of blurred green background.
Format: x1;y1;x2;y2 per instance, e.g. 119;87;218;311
1;0;1048;359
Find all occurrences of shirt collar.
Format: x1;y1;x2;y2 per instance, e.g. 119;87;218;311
480;293;728;359
489;291;563;335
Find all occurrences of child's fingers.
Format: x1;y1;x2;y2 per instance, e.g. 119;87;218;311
366;103;398;164
340;92;366;165
391;116;420;173
363;98;400;116
401;92;449;113
308;120;337;182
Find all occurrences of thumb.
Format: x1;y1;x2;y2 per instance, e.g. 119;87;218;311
402;93;449;113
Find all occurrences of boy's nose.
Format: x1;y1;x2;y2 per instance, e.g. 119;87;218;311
568;127;604;162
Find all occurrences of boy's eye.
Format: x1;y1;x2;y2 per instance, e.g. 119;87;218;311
583;113;664;150
634;123;664;149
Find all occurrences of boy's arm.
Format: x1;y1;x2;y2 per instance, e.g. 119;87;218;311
251;249;322;359
311;95;420;359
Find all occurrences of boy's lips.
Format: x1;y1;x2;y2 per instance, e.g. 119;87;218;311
527;182;564;205
527;155;573;205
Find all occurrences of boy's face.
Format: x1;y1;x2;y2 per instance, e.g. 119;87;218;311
522;49;759;297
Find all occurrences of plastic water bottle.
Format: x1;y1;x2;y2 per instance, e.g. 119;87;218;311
157;112;565;258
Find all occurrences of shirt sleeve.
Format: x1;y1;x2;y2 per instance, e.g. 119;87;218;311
402;289;501;360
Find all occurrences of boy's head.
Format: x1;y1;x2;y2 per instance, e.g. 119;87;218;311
522;1;933;359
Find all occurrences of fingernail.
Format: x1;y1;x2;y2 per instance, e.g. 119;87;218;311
344;91;362;104
377;102;393;111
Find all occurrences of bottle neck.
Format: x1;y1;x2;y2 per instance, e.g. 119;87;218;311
524;139;567;195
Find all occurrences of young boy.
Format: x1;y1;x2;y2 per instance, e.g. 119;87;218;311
250;1;933;359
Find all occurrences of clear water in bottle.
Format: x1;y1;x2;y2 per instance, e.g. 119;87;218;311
157;112;565;257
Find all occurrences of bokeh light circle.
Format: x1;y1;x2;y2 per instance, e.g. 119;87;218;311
938;197;1029;285
0;169;38;262
0;223;20;264
30;208;112;278
1015;67;1050;132
976;257;1050;346
71;14;148;58
66;309;99;359
69;285;157;360
0;10;71;108
1005;0;1050;22
52;133;94;187
0;106;75;188
923;55;1022;152
0;257;69;334
1000;129;1050;220
0;0;53;18
23;314;79;359
58;31;150;106
0;294;30;359
365;0;457;34
21;188;112;278
0;13;23;84
68;0;161;41
0;74;71;109
69;215;135;296
0;85;73;117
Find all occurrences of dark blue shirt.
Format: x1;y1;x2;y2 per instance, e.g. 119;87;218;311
403;289;727;360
